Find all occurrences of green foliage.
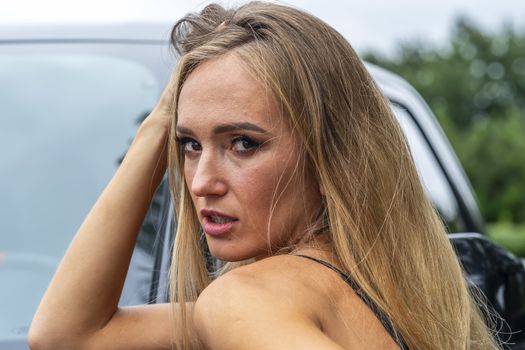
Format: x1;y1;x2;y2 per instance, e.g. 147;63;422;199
488;222;525;257
364;18;525;224
459;109;525;222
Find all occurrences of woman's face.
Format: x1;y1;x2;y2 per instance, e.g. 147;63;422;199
176;52;322;261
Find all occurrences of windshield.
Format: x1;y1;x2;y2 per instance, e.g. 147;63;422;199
0;52;159;341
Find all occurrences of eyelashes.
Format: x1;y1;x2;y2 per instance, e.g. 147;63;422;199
231;136;261;153
176;137;201;153
175;135;263;156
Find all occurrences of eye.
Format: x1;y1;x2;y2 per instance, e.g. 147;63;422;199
176;137;202;154
232;136;261;153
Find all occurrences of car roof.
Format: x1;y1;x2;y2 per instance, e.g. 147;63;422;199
0;23;420;99
0;22;416;90
0;22;174;42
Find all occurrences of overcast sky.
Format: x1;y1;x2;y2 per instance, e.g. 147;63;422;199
1;0;523;56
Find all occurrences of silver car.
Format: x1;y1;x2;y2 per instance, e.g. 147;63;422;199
1;21;523;349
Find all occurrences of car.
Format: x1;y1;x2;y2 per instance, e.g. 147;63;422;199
1;21;524;350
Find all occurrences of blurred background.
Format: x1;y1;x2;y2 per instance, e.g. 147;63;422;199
1;1;525;348
1;0;524;251
363;18;525;256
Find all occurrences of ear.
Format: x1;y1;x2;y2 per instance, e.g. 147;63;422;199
319;182;325;196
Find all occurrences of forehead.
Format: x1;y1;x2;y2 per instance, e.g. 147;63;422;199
177;53;282;131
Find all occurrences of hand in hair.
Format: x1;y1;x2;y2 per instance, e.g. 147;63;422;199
144;72;176;131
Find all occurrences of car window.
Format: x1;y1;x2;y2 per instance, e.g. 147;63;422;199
392;104;464;232
0;52;160;341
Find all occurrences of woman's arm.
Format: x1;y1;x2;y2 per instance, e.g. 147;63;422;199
28;82;178;350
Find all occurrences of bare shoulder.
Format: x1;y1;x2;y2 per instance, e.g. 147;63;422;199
196;254;338;318
194;255;319;322
193;255;345;350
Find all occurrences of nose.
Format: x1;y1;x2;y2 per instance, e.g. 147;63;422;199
189;151;228;198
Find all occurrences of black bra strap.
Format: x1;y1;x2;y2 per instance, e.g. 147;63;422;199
294;254;408;350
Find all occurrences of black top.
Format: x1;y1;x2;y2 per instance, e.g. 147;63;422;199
294;254;409;350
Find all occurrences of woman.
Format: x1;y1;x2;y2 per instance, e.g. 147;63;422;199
29;2;501;349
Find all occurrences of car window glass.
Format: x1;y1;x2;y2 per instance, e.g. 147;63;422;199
392;104;462;231
0;53;159;341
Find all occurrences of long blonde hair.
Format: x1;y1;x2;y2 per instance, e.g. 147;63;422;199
167;2;501;349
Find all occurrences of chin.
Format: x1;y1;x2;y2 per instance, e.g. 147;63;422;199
208;241;270;262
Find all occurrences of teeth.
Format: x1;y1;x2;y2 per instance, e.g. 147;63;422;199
210;215;233;224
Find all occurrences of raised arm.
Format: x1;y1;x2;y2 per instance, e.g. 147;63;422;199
28;80;180;350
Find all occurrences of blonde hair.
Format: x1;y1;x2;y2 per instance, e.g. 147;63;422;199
167;2;501;349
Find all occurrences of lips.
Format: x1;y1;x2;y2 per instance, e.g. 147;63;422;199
200;209;238;237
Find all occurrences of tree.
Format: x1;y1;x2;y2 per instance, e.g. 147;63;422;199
364;19;525;223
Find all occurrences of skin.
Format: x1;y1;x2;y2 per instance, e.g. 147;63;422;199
194;253;401;349
176;51;322;261
29;52;401;350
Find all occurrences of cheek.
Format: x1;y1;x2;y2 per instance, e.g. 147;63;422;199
234;157;299;224
233;164;279;205
245;158;320;230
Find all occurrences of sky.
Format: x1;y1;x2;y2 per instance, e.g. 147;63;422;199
1;0;523;56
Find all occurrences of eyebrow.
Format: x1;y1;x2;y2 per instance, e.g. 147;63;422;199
176;122;269;136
